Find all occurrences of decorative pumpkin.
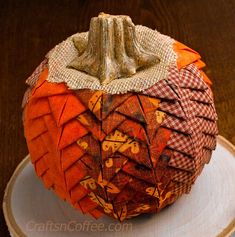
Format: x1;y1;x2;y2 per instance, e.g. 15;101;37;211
22;13;218;221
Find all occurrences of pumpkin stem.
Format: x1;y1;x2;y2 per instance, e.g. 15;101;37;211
68;13;160;85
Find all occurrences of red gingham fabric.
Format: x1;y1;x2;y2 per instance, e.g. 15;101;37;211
167;131;195;157
179;64;208;90
146;63;218;196
143;78;179;100
199;134;217;150
203;134;217;150
177;89;194;119
161;115;192;134
171;182;192;195
201;119;218;135
169;151;195;172
190;101;218;121
187;117;218;136
166;66;181;88
172;169;193;184
190;90;213;104
159;100;187;119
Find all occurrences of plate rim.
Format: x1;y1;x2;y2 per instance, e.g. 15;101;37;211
2;135;235;237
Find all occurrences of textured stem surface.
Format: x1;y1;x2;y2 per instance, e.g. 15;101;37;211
69;13;159;84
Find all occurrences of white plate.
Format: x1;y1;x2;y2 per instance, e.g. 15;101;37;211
3;136;235;237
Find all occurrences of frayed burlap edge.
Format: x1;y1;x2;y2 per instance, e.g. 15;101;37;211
47;25;177;94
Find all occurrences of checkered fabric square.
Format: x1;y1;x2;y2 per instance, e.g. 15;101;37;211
172;169;193;184
167;86;191;119
201;134;217;150
190;132;204;154
190;101;218;121
171;182;192;195
143;79;179;100
180;64;208;90
201;119;219;135
192;163;204;181
167;131;195;156
161;115;192;134
166;66;181;88
188;117;202;132
159;100;187;119
188;119;217;153
190;117;217;136
190;90;213;104
169;151;195;172
192;150;203;170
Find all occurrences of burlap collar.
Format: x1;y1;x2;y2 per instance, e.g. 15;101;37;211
47;25;177;94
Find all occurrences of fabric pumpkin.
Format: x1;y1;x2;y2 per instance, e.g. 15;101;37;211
23;14;218;221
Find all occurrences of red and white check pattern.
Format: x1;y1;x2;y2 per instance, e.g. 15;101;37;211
161;115;192;134
179;64;208;90
172;169;193;184
143;78;179;100
171;182;192;195
190;90;213;104
167;131;195;157
145;63;218;196
166;66;181;88
169;151;195;172
190;101;218;121
159;100;186;119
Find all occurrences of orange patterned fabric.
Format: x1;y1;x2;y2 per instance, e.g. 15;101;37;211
23;42;218;221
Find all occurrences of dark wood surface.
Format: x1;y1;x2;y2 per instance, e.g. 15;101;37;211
0;0;234;236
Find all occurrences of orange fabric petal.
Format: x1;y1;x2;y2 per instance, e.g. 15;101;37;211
194;59;206;69
70;184;89;204
35;157;48;176
26;98;51;120
173;40;213;86
78;196;99;213
200;70;212;86
61;143;85;171
41;171;54;189
43;114;63;147
174;41;201;69
48;94;69;126
89;209;104;219
53;185;70;201
118;119;148;143
27;136;48;163
65;162;87;190
59;120;88;150
24;117;47;140
59;94;87;125
31;69;69;99
31;68;49;92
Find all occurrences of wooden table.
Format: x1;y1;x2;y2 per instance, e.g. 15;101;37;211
0;1;234;236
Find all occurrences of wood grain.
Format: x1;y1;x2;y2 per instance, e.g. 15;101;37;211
0;0;234;236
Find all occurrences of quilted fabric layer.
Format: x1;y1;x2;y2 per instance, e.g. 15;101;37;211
23;42;218;221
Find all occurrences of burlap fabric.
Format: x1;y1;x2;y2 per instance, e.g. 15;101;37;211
47;25;177;94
